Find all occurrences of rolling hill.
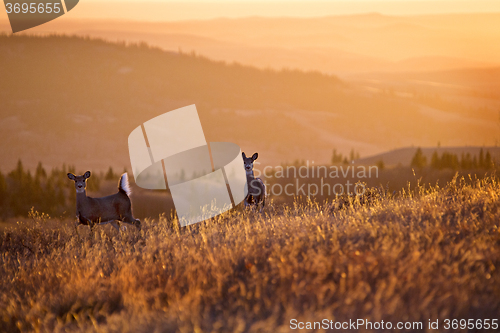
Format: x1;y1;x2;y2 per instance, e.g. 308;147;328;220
0;34;498;173
357;146;500;167
3;13;500;74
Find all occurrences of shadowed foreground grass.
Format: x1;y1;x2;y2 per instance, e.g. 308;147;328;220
1;176;500;332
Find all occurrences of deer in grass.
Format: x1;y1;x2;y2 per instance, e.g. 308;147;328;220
67;171;141;231
242;152;266;211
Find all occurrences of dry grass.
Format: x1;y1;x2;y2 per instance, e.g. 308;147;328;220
1;175;500;332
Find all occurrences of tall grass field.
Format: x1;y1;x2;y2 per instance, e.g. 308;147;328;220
1;175;499;332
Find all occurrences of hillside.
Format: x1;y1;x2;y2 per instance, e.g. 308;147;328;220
0;34;498;172
3;13;500;74
357;146;500;167
350;67;500;99
1;176;499;331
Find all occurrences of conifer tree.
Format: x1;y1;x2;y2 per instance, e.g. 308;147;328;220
35;162;47;180
479;148;485;168
331;149;343;164
431;151;440;169
485;151;493;169
411;148;427;169
105;166;116;180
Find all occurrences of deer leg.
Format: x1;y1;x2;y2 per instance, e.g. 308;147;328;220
85;217;94;230
133;219;141;230
258;197;264;213
110;221;120;232
88;220;97;240
72;218;82;241
122;214;141;230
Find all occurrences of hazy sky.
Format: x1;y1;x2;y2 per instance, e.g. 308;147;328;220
64;1;500;21
1;0;499;22
86;0;474;2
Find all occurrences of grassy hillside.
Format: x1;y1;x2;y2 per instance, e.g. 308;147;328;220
1;176;499;332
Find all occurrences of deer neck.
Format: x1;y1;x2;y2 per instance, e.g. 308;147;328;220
246;169;256;182
75;190;88;208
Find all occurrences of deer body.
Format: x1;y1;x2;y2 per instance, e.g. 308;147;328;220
68;171;141;230
242;152;266;210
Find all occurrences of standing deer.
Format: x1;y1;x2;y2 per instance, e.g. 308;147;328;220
242;152;266;211
67;171;141;231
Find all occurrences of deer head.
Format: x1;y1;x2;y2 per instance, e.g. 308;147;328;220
242;152;258;173
67;171;91;193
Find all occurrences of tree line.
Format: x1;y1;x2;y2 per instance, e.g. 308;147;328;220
411;148;496;170
0;161;121;218
331;149;361;165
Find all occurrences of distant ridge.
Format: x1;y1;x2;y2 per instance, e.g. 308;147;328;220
0;34;498;171
356;146;500;167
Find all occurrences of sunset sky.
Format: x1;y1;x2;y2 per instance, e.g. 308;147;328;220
65;1;500;21
2;0;499;23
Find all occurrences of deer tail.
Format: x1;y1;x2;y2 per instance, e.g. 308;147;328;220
118;173;132;197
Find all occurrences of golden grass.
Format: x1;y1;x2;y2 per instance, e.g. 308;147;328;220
1;175;499;332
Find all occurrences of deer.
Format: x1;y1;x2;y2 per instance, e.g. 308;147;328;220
67;171;141;231
242;152;266;211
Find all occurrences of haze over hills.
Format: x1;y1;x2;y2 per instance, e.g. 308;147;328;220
2;13;500;74
3;1;500;21
0;34;498;173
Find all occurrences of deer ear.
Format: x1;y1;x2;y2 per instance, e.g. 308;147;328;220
252;153;258;161
84;171;91;179
67;173;76;180
242;152;247;159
